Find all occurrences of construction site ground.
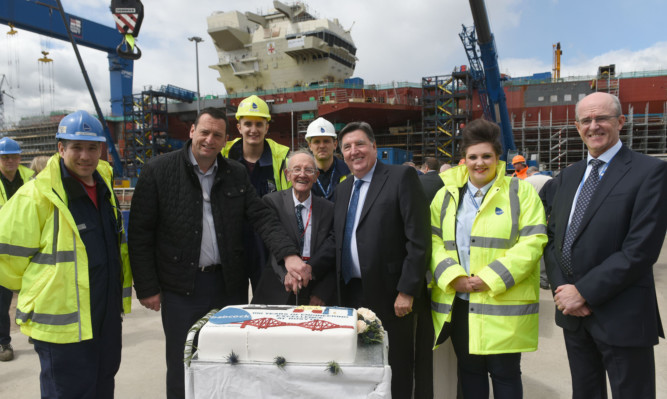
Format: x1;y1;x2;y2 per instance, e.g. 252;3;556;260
1;238;666;398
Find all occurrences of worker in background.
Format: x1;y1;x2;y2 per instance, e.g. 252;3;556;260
414;155;444;398
305;117;349;201
0;111;132;397
439;163;452;174
129;107;305;399
524;166;553;290
0;137;34;362
419;157;444;202
222;95;291;293
511;154;528;179
525;166;552;195
29;155;51;176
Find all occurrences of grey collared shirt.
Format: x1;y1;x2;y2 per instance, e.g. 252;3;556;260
188;145;221;267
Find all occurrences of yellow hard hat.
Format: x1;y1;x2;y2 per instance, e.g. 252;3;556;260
235;95;271;122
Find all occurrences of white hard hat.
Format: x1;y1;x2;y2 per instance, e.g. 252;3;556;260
305;117;337;141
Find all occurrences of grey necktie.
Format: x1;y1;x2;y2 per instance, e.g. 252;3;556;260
561;159;605;274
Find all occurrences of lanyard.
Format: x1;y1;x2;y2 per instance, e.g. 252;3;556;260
316;168;336;198
299;204;313;239
467;185;482;212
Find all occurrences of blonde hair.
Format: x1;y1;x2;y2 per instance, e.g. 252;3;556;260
29;156;50;175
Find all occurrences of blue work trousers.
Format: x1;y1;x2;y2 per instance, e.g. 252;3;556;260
33;312;122;399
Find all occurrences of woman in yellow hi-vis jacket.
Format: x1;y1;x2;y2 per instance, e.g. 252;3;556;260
430;118;547;398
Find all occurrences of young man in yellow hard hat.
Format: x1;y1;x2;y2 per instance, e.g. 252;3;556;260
222;95;291;292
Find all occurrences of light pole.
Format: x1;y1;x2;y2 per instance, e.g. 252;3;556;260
188;36;203;113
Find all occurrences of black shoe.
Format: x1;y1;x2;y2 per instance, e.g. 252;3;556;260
540;280;550;290
28;337;34;344
0;344;14;361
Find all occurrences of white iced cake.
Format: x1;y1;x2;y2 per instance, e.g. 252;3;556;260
197;305;358;363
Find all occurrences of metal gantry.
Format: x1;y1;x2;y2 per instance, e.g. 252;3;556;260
421;72;472;165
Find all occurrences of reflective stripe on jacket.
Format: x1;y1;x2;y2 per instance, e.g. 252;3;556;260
0;164;34;206
430;161;546;354
222;137;291;191
0;155;132;343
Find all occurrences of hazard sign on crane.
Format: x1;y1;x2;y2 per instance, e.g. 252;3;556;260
111;0;144;60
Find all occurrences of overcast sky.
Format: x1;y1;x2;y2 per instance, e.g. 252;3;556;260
1;0;666;125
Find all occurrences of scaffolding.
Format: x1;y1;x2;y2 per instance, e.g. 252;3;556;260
510;101;667;172
123;85;195;177
1;117;59;166
420;71;472;165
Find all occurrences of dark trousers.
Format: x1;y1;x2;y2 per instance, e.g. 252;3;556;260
343;278;415;399
0;286;12;345
414;294;434;399
33;311;122;399
563;326;656;399
450;296;523;399
161;269;246;399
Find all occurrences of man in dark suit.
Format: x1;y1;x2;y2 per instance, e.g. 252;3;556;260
419;156;445;203
252;150;336;305
544;92;667;398
308;121;431;399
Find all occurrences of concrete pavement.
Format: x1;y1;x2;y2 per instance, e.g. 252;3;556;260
2;239;666;398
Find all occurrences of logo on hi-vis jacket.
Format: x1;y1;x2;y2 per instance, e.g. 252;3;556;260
495;207;504;215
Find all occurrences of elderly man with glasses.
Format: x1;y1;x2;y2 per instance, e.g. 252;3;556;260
252;149;337;306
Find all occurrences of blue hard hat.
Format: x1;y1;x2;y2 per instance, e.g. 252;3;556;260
0;137;22;155
56;111;106;143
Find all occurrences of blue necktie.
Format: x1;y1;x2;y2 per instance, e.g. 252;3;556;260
561;159;605;275
295;204;305;253
342;180;364;283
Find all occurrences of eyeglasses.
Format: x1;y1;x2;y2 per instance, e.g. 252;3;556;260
577;115;619;127
288;167;316;176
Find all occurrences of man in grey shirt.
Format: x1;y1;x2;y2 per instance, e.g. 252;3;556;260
129;108;309;399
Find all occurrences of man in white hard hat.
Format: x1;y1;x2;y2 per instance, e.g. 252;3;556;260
305;117;350;201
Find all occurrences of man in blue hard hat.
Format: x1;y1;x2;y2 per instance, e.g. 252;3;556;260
0;137;35;362
0;110;132;397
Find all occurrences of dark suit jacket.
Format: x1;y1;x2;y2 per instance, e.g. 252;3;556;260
419;170;445;203
543;145;667;347
251;189;336;305
310;160;431;321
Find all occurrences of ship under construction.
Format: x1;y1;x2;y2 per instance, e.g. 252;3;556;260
1;1;665;178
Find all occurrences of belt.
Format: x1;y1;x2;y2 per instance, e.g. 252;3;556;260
199;264;221;273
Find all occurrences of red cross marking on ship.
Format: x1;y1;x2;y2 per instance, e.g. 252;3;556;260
239;318;353;331
268;44;276;54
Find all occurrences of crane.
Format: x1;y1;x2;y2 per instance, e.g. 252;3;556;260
0;0;144;176
0;74;16;130
460;0;516;160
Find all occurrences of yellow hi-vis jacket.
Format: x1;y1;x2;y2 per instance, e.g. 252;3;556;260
0;164;35;207
430;161;546;354
0;155;132;343
222;137;291;191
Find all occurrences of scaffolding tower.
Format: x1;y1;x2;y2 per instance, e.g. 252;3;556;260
421;71;472;165
123;85;195;177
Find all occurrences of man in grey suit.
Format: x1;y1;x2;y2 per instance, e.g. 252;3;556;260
252;150;336;305
544;92;667;398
